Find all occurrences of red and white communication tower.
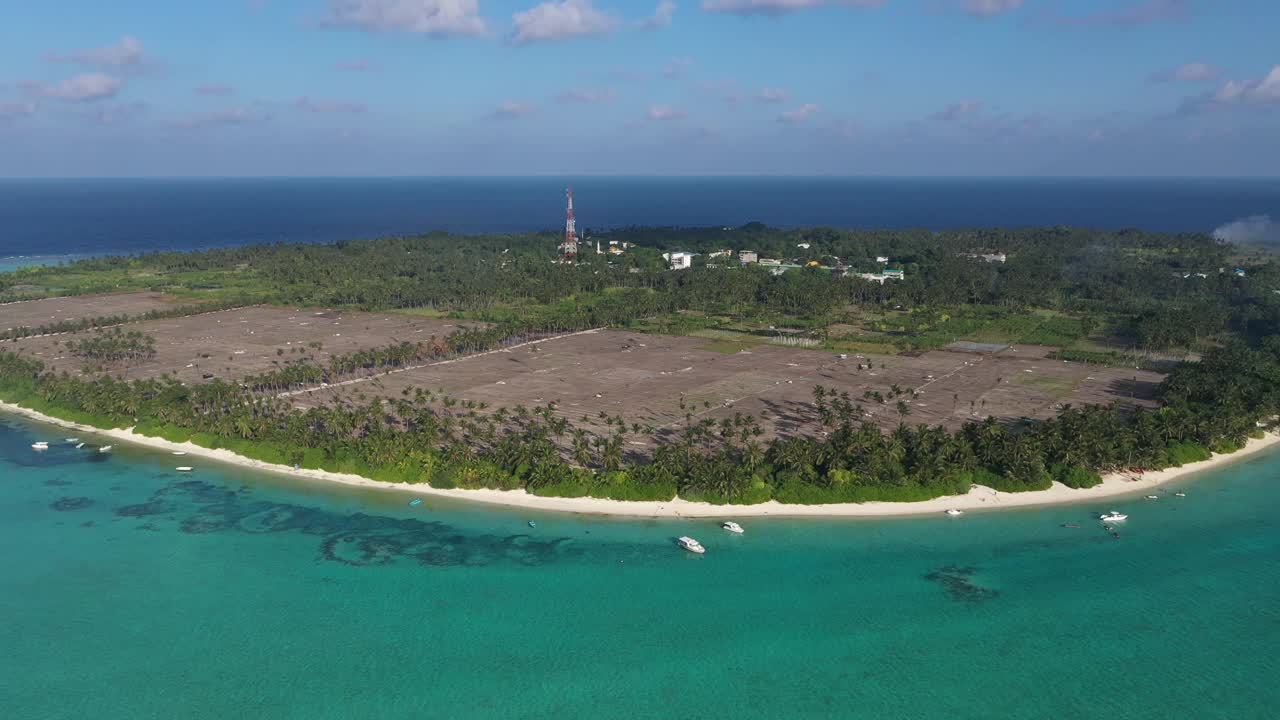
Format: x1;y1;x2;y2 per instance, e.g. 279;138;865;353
559;186;579;261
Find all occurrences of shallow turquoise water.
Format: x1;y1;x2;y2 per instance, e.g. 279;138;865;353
3;414;1278;719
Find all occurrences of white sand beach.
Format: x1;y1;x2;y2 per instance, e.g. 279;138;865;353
5;399;1277;518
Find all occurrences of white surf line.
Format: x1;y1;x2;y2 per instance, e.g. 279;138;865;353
277;327;605;399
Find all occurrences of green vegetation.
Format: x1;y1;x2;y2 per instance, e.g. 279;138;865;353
4;224;1280;505
62;328;157;365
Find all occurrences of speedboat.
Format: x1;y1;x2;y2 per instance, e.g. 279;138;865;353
65;438;79;443
1145;495;1159;500
945;509;964;516
75;443;85;449
98;445;113;453
528;521;537;528
722;521;744;534
408;498;422;507
172;451;187;456
31;441;49;450
1099;511;1128;522
678;536;706;554
1174;492;1186;497
176;466;194;472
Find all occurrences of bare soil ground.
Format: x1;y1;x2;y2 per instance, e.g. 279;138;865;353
5;305;474;385
1;292;181;333
291;329;1164;444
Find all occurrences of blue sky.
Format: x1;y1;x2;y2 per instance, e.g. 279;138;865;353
1;0;1277;176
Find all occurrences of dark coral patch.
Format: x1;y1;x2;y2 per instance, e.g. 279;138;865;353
52;496;93;511
925;564;1000;603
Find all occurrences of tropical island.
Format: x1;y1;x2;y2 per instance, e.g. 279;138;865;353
3;224;1280;515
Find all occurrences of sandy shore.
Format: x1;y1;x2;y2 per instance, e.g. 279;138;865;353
5;399;1278;518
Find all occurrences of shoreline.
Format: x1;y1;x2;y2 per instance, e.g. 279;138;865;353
5;399;1277;518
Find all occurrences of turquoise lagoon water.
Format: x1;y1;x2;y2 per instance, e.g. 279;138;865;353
2;414;1278;720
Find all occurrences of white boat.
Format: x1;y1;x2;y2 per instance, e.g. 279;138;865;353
678;536;706;554
98;445;113;453
75;443;85;449
1099;511;1128;522
1174;492;1186;497
65;437;79;443
945;509;964;516
176;466;194;472
31;442;49;450
172;451;187;456
1145;495;1159;500
722;521;744;534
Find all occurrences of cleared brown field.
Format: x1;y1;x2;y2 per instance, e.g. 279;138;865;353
290;329;1164;445
1;291;181;333
6;305;475;385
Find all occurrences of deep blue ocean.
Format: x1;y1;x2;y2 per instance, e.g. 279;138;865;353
1;178;1278;266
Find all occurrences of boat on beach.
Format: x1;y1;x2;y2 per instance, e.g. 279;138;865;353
678;536;706;554
722;521;744;534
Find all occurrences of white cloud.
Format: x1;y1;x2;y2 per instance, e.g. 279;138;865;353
0;100;39;120
960;0;1023;17
195;83;236;96
1149;62;1220;83
701;0;883;16
322;0;487;35
335;59;378;71
758;87;789;103
295;97;367;113
46;36;146;68
643;0;677;28
511;0;618;44
557;88;616;102
647;105;686;120
1185;66;1280;112
779;103;819;122
494;100;537;117
180;107;262;129
1213;215;1279;245
931;100;981;121
25;73;124;102
662;57;694;78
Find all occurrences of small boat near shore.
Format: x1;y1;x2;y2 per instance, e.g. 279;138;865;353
74;443;85;449
31;441;49;450
172;451;187;456
678;536;706;554
945;509;964;516
98;445;113;453
1100;511;1128;522
722;521;744;534
1174;492;1186;497
176;466;194;472
408;498;422;507
65;438;79;443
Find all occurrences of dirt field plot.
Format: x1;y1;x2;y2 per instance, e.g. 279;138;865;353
1;292;181;333
6;306;472;385
292;329;1165;444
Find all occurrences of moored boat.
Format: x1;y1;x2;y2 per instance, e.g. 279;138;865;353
31;441;49;450
678;536;705;554
1099;511;1128;522
945;509;964;516
176;466;194;472
98;445;113;453
722;521;744;534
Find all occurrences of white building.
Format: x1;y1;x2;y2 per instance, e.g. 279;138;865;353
663;252;696;270
739;250;758;264
876;256;890;263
